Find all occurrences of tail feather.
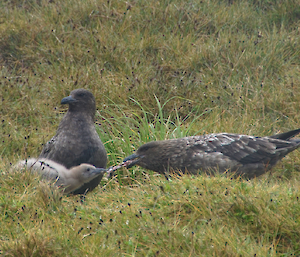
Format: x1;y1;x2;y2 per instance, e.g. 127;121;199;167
269;128;300;141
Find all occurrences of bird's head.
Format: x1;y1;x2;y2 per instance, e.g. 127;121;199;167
61;88;96;115
75;164;106;183
122;141;161;168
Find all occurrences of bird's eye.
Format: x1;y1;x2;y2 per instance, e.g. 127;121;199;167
87;168;90;171
78;93;85;97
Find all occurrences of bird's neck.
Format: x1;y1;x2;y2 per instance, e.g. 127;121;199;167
59;111;94;128
68;109;95;120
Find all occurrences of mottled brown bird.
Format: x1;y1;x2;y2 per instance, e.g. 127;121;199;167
16;158;107;194
39;89;107;194
123;128;300;178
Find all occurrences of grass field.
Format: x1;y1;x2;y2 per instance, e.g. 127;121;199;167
1;0;300;255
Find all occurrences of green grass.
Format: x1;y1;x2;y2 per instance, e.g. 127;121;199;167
1;0;300;255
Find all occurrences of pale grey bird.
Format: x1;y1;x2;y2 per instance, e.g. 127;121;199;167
123;128;300;178
16;158;107;194
39;88;107;194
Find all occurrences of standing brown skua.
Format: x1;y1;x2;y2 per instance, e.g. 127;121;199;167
123;129;300;178
39;88;107;194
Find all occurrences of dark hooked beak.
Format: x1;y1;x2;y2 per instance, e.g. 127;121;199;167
123;153;142;168
61;95;77;104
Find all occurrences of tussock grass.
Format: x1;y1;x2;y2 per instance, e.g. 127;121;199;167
1;0;300;255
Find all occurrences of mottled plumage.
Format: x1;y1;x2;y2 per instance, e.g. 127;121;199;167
123;129;300;178
39;89;107;194
16;158;107;194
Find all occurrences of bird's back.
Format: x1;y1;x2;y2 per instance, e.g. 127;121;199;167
16;158;66;181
